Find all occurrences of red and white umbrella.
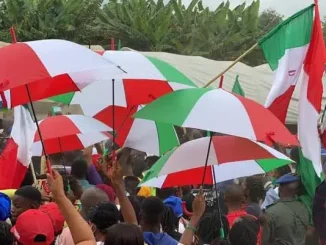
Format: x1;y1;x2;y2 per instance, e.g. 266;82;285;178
50;51;196;116
32;115;111;155
0;39;124;107
135;88;299;146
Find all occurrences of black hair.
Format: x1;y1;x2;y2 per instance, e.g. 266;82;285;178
229;215;260;245
161;205;178;234
88;202;119;234
120;196;141;223
124;176;140;196
210;238;231;245
105;223;144;245
140;197;164;226
156;188;176;200
145;156;159;169
0;221;13;245
15;186;42;204
274;165;292;178
245;176;265;204
224;184;245;206
270;239;291;245
71;159;88;179
197;211;229;244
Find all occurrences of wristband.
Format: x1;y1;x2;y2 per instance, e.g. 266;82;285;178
186;224;196;232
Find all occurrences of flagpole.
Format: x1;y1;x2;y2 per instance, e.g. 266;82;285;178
203;43;258;88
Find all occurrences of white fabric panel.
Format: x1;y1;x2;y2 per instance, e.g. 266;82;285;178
70;79;127;116
183;89;256;140
77;132;110;148
124;116;160;156
212;161;265;183
159;137;218;175
61;115;111;133
265;45;309;107
139;175;167;188
26;40;124;89
168;82;194;91
102;51;165;80
255;141;293;161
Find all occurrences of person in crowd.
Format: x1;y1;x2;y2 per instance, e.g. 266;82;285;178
141;191;205;245
40;202;65;236
124;176;140;196
229;215;260;245
181;185;195;216
196;211;229;245
313;163;326;245
47;170;97;245
243;176;265;219
11;186;42;224
88;202;120;245
224;184;246;227
71;159;94;190
0;193;11;222
262;165;292;210
264;173;309;245
11;209;55;245
95;184;116;203
56;187;109;245
105;223;144;245
120;195;141;223
0;221;14;245
161;205;182;241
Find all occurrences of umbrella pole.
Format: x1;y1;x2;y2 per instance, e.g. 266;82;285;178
201;133;213;185
58;138;67;174
25;85;52;174
211;166;225;239
112;79;116;160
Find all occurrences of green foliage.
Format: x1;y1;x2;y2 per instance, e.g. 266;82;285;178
0;0;288;66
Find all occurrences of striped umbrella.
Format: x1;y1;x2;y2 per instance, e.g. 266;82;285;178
49;51;196;116
32;115;111;155
134;88;299;146
0;39;124;107
139;136;294;188
95;105;179;156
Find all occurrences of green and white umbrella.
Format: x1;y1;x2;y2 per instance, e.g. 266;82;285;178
139;135;293;188
134;88;298;146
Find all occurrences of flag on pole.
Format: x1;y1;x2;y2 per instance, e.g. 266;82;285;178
0;106;36;189
297;0;326;190
232;75;245;96
259;5;314;123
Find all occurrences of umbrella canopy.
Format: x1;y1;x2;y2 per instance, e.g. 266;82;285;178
0;40;124;107
139;136;293;188
134;88;298;146
49;51;196;116
95;105;179;156
33;115;111;155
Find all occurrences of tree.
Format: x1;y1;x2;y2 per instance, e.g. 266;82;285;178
259;9;283;34
323;16;326;44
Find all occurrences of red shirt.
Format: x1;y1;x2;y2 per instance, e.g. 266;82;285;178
227;210;262;245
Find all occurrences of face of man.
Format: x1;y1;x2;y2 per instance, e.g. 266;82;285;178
11;195;36;222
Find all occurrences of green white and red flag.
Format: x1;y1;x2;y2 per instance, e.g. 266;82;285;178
259;5;314;123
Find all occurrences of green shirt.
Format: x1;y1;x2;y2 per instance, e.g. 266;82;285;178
265;198;309;245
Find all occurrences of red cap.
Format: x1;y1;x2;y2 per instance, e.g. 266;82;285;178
11;209;55;245
40;202;65;234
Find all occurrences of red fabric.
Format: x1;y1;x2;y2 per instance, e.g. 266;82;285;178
92;154;101;169
235;94;298;146
227;210;262;245
40;203;65;234
267;85;295;124
0;138;27;189
304;1;326;112
11;209;55;245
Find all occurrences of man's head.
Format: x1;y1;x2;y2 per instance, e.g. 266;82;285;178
11;186;42;222
80;187;109;219
145;156;159;170
140;197;164;229
11;209;54;245
277;174;301;198
243;176;265;204
224;184;245;211
71;159;88;180
124;176;140;196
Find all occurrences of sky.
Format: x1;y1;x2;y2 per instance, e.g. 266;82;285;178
181;0;326;17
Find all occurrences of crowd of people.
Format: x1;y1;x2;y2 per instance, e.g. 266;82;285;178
0;130;325;245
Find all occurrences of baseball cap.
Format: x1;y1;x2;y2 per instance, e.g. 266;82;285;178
275;173;300;185
11;209;55;245
40;203;65;235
